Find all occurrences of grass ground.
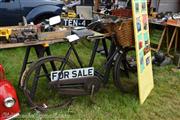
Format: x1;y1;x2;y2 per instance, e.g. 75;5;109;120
0;42;180;120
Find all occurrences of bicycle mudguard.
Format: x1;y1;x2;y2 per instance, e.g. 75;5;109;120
49;76;101;96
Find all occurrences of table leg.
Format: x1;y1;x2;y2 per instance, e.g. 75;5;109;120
157;26;167;52
151;48;157;51
34;45;47;58
167;27;177;56
18;46;31;87
174;28;179;53
18;45;52;88
166;27;169;49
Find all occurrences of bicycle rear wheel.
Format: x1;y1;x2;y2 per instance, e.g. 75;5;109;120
113;47;138;93
21;56;76;111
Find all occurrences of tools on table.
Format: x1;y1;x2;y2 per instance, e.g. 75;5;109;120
0;28;12;43
0;26;38;43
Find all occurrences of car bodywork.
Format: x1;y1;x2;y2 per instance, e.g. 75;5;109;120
0;0;64;26
0;64;20;120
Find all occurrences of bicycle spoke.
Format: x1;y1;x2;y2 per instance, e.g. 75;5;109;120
22;56;76;110
50;60;57;71
113;47;137;93
30;66;41;100
41;63;51;81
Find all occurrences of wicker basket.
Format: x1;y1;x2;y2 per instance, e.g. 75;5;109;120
111;9;132;18
109;9;134;47
114;19;134;47
103;23;114;35
102;19;134;47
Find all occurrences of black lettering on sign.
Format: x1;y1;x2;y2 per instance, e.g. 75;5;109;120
58;71;63;80
72;70;77;77
51;67;94;81
83;69;87;76
52;72;57;80
78;70;82;77
64;71;69;79
88;68;93;76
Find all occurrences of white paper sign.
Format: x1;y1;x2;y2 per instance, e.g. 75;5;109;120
49;16;61;25
66;34;80;42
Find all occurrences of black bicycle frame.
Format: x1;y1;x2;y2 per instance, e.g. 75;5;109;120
58;34;122;85
27;35;124;100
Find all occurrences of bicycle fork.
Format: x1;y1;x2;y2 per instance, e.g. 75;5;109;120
103;48;123;85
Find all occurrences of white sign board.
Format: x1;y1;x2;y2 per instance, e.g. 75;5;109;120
49;16;61;25
51;67;94;81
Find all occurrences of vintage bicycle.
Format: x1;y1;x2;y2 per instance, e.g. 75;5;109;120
20;16;137;111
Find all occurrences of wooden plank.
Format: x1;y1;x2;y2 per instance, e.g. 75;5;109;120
0;39;65;49
38;28;71;40
167;22;180;28
149;21;166;26
157;26;167;51
167;27;178;55
0;29;105;49
174;28;179;53
166;27;169;48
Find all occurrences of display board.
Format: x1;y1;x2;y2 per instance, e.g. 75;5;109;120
131;0;154;104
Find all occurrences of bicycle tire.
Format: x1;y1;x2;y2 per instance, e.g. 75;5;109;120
113;47;138;93
122;47;137;72
21;56;77;111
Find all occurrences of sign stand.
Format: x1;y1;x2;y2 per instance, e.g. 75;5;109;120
132;0;154;104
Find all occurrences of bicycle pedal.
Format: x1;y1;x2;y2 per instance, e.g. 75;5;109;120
90;85;95;98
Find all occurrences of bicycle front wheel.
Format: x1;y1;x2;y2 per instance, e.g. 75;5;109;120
113;47;138;93
21;56;76;111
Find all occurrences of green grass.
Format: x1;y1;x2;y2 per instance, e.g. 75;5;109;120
0;42;180;120
150;29;163;45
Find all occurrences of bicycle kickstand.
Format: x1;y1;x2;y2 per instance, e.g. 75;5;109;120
90;85;96;104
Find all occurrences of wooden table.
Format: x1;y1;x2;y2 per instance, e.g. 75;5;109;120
166;22;180;58
0;30;106;87
0;39;65;49
149;21;169;52
149;20;180;58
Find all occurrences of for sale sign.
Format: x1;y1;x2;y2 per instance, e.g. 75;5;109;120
51;67;94;81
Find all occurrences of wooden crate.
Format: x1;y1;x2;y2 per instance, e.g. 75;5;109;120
38;28;71;40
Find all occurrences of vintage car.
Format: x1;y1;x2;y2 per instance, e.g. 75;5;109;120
0;0;65;26
0;64;20;120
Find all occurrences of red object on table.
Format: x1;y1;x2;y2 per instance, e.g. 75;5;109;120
167;20;180;27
